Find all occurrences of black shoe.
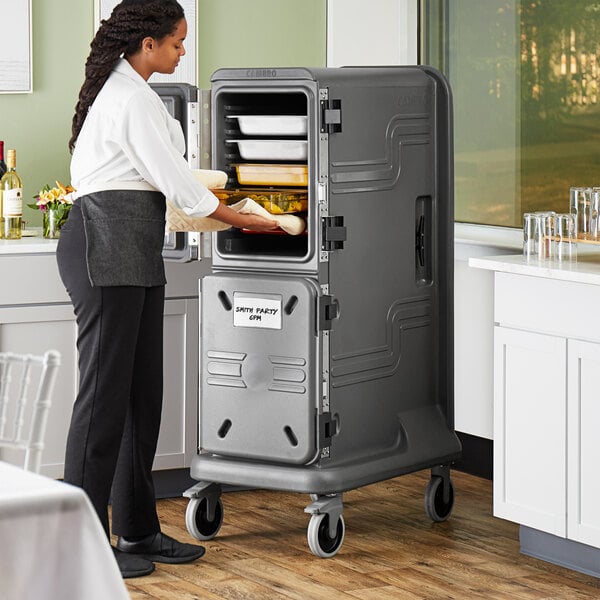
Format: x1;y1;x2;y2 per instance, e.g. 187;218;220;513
112;548;155;578
116;532;206;564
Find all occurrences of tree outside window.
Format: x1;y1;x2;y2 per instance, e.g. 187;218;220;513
422;0;600;227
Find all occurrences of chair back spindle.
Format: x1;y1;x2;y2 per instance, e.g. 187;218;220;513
0;350;61;473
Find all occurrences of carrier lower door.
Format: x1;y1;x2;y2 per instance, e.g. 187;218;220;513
200;273;320;464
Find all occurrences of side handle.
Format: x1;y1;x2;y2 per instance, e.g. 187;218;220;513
415;196;433;286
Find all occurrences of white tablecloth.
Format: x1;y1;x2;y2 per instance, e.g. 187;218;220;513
0;461;129;600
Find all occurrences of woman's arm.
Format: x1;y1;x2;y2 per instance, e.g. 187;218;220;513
209;201;279;231
118;90;279;232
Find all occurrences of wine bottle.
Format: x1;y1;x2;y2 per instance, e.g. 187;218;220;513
1;149;23;240
0;141;6;179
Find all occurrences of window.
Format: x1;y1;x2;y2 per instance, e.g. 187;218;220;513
421;0;600;227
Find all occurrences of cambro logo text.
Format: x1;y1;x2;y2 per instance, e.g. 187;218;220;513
246;69;277;78
398;95;427;107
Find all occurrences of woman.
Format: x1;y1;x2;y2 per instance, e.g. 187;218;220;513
57;0;277;579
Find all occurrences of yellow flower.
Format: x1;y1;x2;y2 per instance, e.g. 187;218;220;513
29;181;76;212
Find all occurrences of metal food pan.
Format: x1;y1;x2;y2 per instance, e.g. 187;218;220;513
234;163;308;187
227;139;308;161
229;115;308;136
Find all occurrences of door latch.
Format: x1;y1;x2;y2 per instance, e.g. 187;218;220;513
320;99;342;134
319;412;334;446
319;295;339;330
321;216;347;251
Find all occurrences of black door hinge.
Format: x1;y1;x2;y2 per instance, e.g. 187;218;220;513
319;295;339;331
320;99;342;134
321;216;346;251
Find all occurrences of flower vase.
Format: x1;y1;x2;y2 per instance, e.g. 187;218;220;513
43;207;69;239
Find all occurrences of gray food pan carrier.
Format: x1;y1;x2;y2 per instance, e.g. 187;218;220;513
184;66;461;557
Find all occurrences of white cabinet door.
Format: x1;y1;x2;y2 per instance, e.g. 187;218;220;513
0;304;78;478
567;339;600;547
493;326;567;536
155;298;199;470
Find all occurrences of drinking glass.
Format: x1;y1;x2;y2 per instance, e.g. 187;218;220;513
535;211;555;260
589;188;600;239
570;186;589;239
553;213;577;262
523;212;538;259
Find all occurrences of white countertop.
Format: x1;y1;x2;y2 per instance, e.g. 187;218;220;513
470;253;600;286
0;230;58;255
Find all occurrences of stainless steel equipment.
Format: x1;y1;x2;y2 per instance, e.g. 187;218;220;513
151;82;210;262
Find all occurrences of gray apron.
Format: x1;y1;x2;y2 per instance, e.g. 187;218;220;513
77;190;166;287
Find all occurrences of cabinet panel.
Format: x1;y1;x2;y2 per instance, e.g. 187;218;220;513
495;272;600;342
567;339;600;547
454;258;494;438
0;305;78;478
155;298;199;470
0;255;69;305
493;326;566;536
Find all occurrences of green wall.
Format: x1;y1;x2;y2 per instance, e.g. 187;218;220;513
0;0;93;225
0;0;326;226
198;0;327;89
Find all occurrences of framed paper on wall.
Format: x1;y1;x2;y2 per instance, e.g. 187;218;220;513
94;0;197;86
0;0;32;93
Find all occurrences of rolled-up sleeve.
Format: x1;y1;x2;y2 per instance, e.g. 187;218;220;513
118;90;219;217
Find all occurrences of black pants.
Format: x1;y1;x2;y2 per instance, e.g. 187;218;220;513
56;203;163;538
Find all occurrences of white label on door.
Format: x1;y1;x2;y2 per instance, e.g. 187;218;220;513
233;294;282;329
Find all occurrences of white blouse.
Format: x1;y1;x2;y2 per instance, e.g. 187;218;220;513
70;58;219;218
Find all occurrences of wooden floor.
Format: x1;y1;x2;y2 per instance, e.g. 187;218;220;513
122;470;600;599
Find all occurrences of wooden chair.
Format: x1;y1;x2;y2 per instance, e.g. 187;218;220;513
0;350;61;473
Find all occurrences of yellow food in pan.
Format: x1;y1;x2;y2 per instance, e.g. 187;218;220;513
213;190;308;214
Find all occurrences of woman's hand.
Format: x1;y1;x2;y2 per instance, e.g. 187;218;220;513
209;201;279;231
238;213;280;232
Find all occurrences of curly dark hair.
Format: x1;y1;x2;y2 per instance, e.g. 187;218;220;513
69;0;185;153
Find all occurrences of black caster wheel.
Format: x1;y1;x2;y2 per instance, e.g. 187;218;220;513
307;513;345;557
185;496;224;541
424;475;455;522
